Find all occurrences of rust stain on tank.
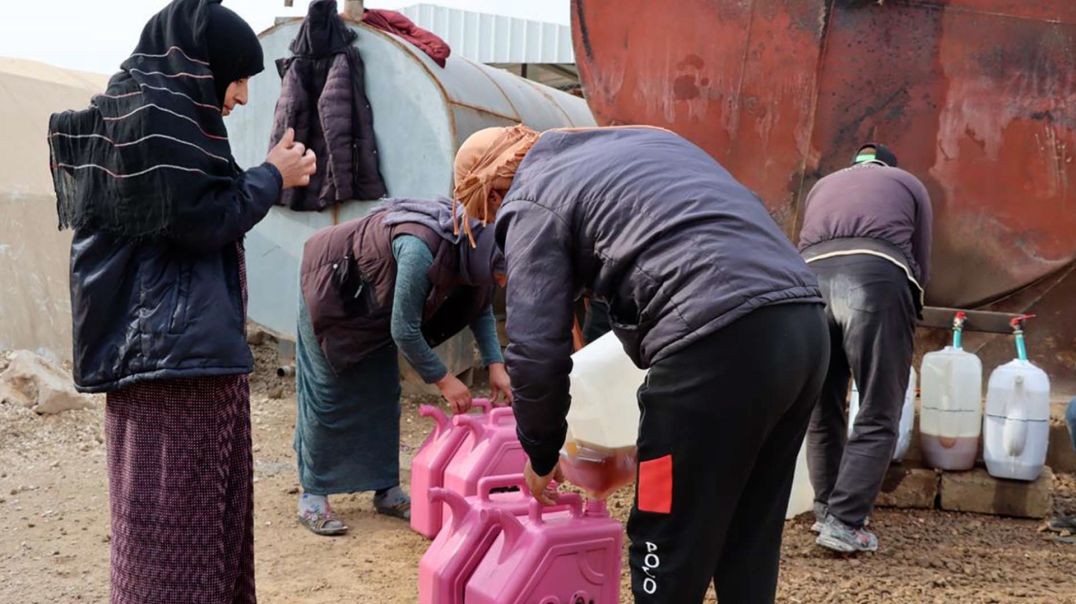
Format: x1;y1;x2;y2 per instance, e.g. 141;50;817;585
572;0;1076;390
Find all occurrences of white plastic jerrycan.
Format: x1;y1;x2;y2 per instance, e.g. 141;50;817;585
984;316;1050;481
565;332;646;452
786;443;814;520
562;332;647;498
849;366;917;461
920;311;982;471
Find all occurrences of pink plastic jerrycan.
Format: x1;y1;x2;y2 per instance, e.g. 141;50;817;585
419;474;532;604
441;407;526;526
411;398;491;538
465;495;623;604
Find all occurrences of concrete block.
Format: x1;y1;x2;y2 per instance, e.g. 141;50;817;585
939;466;1054;519
1047;422;1076;474
876;465;938;509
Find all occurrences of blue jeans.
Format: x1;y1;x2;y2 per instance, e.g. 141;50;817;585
1066;398;1076;451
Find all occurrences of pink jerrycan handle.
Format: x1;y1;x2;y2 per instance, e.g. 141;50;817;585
491;495;587;562
488;406;515;425
453;413;488;439
478;474;528;501
420;398;490;435
528;493;583;524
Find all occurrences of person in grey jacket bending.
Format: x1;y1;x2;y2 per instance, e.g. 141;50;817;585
452;124;829;604
798;144;933;554
293;198;510;535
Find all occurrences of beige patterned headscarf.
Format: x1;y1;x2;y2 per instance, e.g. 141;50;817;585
452;124;539;245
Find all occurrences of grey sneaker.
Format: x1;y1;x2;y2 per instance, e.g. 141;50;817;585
1046;515;1076;533
811;503;869;533
811;503;827;533
816;515;878;553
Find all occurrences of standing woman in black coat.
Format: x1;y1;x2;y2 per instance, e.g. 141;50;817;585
47;1;314;601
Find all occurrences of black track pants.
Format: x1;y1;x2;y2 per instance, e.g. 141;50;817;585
628;303;829;603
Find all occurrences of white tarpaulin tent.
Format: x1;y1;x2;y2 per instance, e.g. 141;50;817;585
0;58;106;361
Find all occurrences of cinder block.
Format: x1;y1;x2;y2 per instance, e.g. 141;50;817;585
875;465;938;509
939;467;1054;519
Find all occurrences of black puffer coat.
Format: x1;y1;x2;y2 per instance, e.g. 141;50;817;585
270;0;386;211
69;164;282;393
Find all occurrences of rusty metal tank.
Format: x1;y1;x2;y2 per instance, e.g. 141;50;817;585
571;0;1075;390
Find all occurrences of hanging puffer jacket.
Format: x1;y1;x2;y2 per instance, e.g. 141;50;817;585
270;0;387;211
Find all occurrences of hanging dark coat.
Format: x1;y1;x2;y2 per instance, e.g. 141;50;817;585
270;0;386;211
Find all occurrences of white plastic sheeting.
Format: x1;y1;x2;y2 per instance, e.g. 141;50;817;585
0;59;106;362
398;3;574;64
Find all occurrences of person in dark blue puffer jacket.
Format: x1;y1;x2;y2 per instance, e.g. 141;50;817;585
452;124;830;604
47;1;315;599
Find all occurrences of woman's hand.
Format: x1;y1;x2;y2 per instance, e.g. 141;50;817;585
435;372;473;414
267;128;317;189
524;459;564;506
488;363;513;406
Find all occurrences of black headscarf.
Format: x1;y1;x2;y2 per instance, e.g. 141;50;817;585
47;0;264;239
206;4;265;103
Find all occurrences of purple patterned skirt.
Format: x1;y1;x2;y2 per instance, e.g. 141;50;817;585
106;374;255;603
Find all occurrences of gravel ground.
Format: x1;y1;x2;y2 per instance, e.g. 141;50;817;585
2;342;1074;603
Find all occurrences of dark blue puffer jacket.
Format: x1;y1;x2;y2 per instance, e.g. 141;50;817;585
495;127;823;474
68;163;281;393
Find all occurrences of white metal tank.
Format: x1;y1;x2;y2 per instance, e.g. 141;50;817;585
984;317;1051;481
226;18;594;383
920;312;983;470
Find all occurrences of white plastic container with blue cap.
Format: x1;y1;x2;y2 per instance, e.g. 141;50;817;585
983;315;1051;481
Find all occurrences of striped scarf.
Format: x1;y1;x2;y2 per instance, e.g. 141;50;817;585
47;0;239;240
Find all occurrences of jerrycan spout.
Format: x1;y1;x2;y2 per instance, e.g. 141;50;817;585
419;405;451;436
583;499;609;518
1009;314;1036;362
453;413;487;440
492;509;527;563
429;487;470;530
951;311;967;350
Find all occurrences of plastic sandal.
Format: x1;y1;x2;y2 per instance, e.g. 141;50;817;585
374;488;411;521
297;510;348;536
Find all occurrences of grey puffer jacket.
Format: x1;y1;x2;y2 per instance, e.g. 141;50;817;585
495;126;823;475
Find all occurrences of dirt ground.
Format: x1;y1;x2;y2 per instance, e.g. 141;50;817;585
2;344;1075;603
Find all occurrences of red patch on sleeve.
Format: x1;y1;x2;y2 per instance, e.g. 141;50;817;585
637;454;673;514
